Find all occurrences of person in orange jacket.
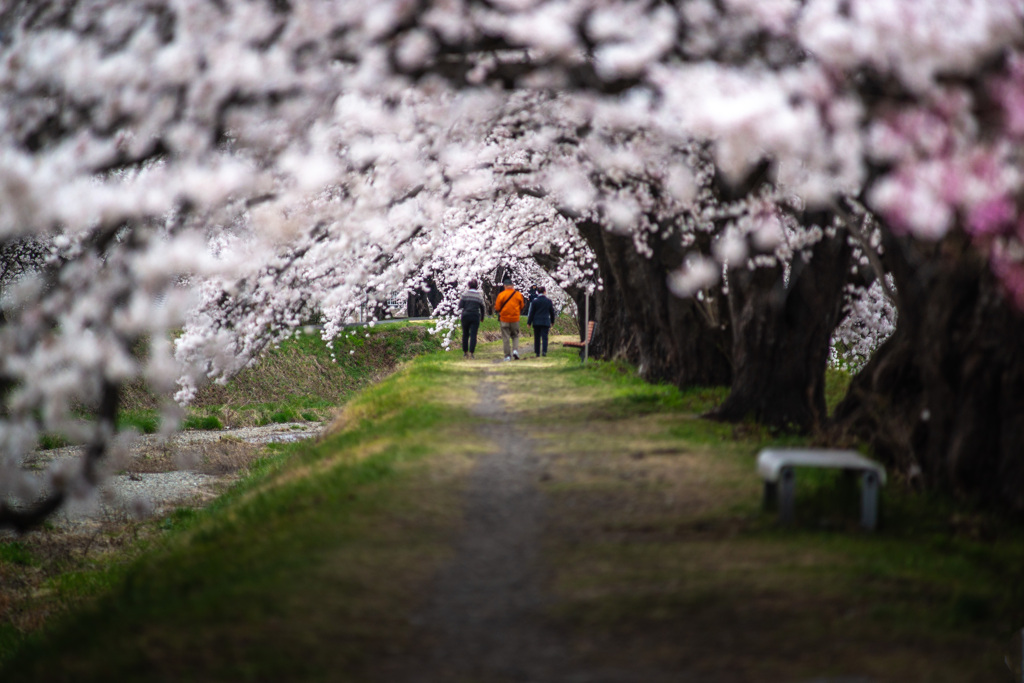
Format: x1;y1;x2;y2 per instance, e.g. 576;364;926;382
494;276;526;360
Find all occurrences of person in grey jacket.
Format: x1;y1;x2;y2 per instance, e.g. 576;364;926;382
526;285;555;357
458;279;486;359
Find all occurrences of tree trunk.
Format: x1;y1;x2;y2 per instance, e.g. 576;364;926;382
406;278;442;317
714;229;852;431
576;219;732;386
578;283;639;359
831;229;1024;510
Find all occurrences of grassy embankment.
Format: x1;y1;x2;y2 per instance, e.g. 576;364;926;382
109;313;574;433
2;324;1023;681
0;321;445;664
35;320;449;451
1;338;478;681
122;321;446;431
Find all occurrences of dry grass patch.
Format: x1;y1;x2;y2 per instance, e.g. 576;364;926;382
0;518;168;647
192;438;268;475
121;437;267;475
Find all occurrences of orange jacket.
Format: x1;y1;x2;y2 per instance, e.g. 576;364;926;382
495;288;525;322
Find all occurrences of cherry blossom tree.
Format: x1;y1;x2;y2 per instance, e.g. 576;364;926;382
355;0;1024;505
0;0;424;529
477;99;854;428
5;0;1024;529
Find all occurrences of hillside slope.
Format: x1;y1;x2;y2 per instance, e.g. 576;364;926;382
121;322;444;428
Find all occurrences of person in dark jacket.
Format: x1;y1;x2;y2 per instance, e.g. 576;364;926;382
458;279;486;359
525;285;539;340
526;285;555;357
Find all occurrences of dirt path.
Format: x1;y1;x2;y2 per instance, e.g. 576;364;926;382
412;369;563;682
388;366;672;683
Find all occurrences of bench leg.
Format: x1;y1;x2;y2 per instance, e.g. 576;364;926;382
861;471;880;531
779;467;795;525
763;481;778;511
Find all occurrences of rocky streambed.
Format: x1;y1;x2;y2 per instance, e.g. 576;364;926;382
9;422;323;535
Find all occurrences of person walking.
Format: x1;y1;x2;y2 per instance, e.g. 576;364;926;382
458;278;486;359
494;276;525;361
525;284;539;340
526;285;555;357
527;284;539;310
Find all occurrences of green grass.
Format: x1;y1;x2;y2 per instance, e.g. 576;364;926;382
825;366;853;415
477;316;501;334
37;433;70;450
495;348;1024;680
181;413;223;430
181;415;223;430
0;347;475;682
255;406;299;425
119;323;445;430
187;323;444;424
117;409;160;434
6;337;1023;681
1;323;452;678
0;542;35;567
551;311;580;337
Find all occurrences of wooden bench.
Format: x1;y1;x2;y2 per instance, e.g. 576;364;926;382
757;448;886;530
563;320;596;349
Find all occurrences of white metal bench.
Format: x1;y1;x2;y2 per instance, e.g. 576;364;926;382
757;449;887;530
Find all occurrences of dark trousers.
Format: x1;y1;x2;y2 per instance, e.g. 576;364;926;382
461;317;480;353
533;325;550;355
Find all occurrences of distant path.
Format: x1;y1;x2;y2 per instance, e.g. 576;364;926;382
389;367;668;683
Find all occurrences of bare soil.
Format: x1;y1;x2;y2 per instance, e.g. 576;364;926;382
378;366;677;683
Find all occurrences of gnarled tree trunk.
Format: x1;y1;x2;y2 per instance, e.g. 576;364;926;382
714;229;852;431
831;229;1024;510
576;219;732;386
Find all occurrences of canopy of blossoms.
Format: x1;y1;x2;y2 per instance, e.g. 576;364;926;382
2;0;1021;526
